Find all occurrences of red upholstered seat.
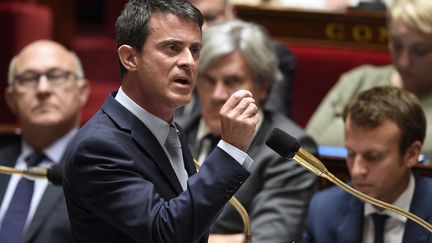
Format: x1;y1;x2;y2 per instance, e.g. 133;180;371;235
81;81;120;124
290;44;391;127
0;2;52;124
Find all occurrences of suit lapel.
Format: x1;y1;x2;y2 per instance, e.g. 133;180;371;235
402;177;432;243
0;143;21;203
102;93;184;194
337;196;364;243
22;185;64;243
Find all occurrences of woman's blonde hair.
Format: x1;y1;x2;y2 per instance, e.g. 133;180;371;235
389;0;432;35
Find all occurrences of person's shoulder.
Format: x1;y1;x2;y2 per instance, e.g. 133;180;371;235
308;186;350;216
415;175;432;192
314;185;346;201
332;64;393;95
0;137;21;165
341;64;393;80
269;112;304;135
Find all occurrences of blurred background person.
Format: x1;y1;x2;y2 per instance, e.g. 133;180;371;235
301;86;432;243
181;20;318;243
180;0;296;119
274;0;394;11
0;39;90;243
306;0;432;161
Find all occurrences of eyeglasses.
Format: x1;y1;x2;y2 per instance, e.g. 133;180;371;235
14;69;80;88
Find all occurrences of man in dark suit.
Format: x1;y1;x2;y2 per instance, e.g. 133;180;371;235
62;1;260;243
180;20;318;243
0;39;90;243
301;86;432;243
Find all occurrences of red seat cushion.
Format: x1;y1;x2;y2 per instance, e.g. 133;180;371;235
290;44;391;127
0;2;52;123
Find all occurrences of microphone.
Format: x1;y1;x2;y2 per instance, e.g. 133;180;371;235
265;128;432;233
0;164;63;185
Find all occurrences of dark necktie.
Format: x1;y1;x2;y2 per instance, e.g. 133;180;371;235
165;125;188;190
0;152;45;243
372;213;389;243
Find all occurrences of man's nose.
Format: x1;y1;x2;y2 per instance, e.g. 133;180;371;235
211;81;230;102
36;74;52;92
178;49;196;70
350;156;368;178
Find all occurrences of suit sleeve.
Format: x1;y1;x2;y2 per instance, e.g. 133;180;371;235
63;134;250;243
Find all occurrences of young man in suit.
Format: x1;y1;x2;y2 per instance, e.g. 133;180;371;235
301;86;432;243
180;20;318;243
0;39;90;243
62;1;260;243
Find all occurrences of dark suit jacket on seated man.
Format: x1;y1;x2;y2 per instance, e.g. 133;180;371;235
301;87;432;243
62;1;261;243
0;39;90;243
179;20;318;243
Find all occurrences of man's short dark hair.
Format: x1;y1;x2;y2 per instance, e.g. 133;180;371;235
116;0;203;78
343;86;426;154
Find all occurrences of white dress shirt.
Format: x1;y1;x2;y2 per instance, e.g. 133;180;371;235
362;173;415;243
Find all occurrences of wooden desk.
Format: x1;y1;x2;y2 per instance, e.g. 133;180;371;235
235;4;388;51
318;155;432;189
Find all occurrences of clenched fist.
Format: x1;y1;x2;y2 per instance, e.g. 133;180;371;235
219;90;259;152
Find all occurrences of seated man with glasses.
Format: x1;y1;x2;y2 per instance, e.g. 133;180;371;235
0;39;90;243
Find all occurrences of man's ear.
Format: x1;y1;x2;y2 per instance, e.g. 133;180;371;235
228;4;237;20
77;78;91;108
404;140;422;168
4;87;17;115
118;45;138;72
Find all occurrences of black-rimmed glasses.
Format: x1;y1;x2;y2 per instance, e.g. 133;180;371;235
14;68;80;88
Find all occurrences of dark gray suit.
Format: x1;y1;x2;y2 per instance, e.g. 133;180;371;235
181;111;318;242
0;140;72;243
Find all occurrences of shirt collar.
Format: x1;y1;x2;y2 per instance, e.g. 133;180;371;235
21;128;78;165
364;173;415;223
115;86;172;146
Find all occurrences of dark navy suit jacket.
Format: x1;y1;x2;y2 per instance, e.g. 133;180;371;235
63;93;250;243
300;176;432;243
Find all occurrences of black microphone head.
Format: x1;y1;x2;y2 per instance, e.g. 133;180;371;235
265;128;300;158
47;164;63;186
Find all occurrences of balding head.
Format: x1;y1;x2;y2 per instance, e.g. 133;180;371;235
5;39;90;149
8;40;84;85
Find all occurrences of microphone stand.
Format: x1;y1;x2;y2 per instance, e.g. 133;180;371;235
194;160;252;243
294;147;432;232
0;165;48;180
